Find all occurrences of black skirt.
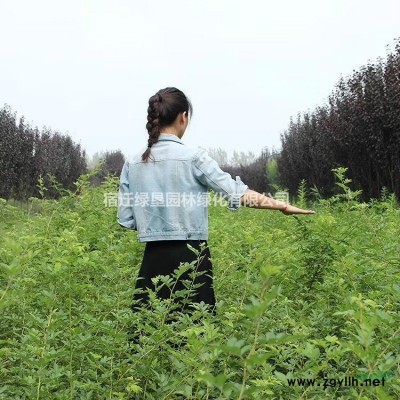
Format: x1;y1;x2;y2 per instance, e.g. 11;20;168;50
131;239;216;315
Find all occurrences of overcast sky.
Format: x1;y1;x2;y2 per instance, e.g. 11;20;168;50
1;0;399;161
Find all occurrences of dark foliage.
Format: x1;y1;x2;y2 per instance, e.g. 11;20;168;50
223;147;271;194
89;150;125;187
278;37;400;201
0;105;87;200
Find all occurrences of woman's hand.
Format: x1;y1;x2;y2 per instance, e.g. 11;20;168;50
280;204;316;215
240;190;316;214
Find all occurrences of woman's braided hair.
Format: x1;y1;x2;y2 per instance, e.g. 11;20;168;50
141;87;193;162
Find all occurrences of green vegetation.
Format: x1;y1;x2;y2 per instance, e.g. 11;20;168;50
1;170;399;399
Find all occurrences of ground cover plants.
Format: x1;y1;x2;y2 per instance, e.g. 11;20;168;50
0;168;399;399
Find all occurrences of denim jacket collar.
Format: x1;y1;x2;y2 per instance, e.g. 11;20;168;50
158;133;184;145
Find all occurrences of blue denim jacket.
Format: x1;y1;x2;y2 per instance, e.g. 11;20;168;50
117;133;249;242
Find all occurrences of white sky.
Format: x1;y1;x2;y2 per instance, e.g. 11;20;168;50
1;0;399;161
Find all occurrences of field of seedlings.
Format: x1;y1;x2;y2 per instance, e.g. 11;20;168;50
1;170;399;399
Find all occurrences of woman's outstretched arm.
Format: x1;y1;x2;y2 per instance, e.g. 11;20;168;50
240;189;316;215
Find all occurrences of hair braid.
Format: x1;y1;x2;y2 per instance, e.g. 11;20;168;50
141;87;193;162
142;93;162;161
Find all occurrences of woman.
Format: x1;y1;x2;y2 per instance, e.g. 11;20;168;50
117;87;315;319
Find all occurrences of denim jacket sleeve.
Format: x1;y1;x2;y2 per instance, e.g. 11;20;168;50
192;148;249;211
117;160;137;230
